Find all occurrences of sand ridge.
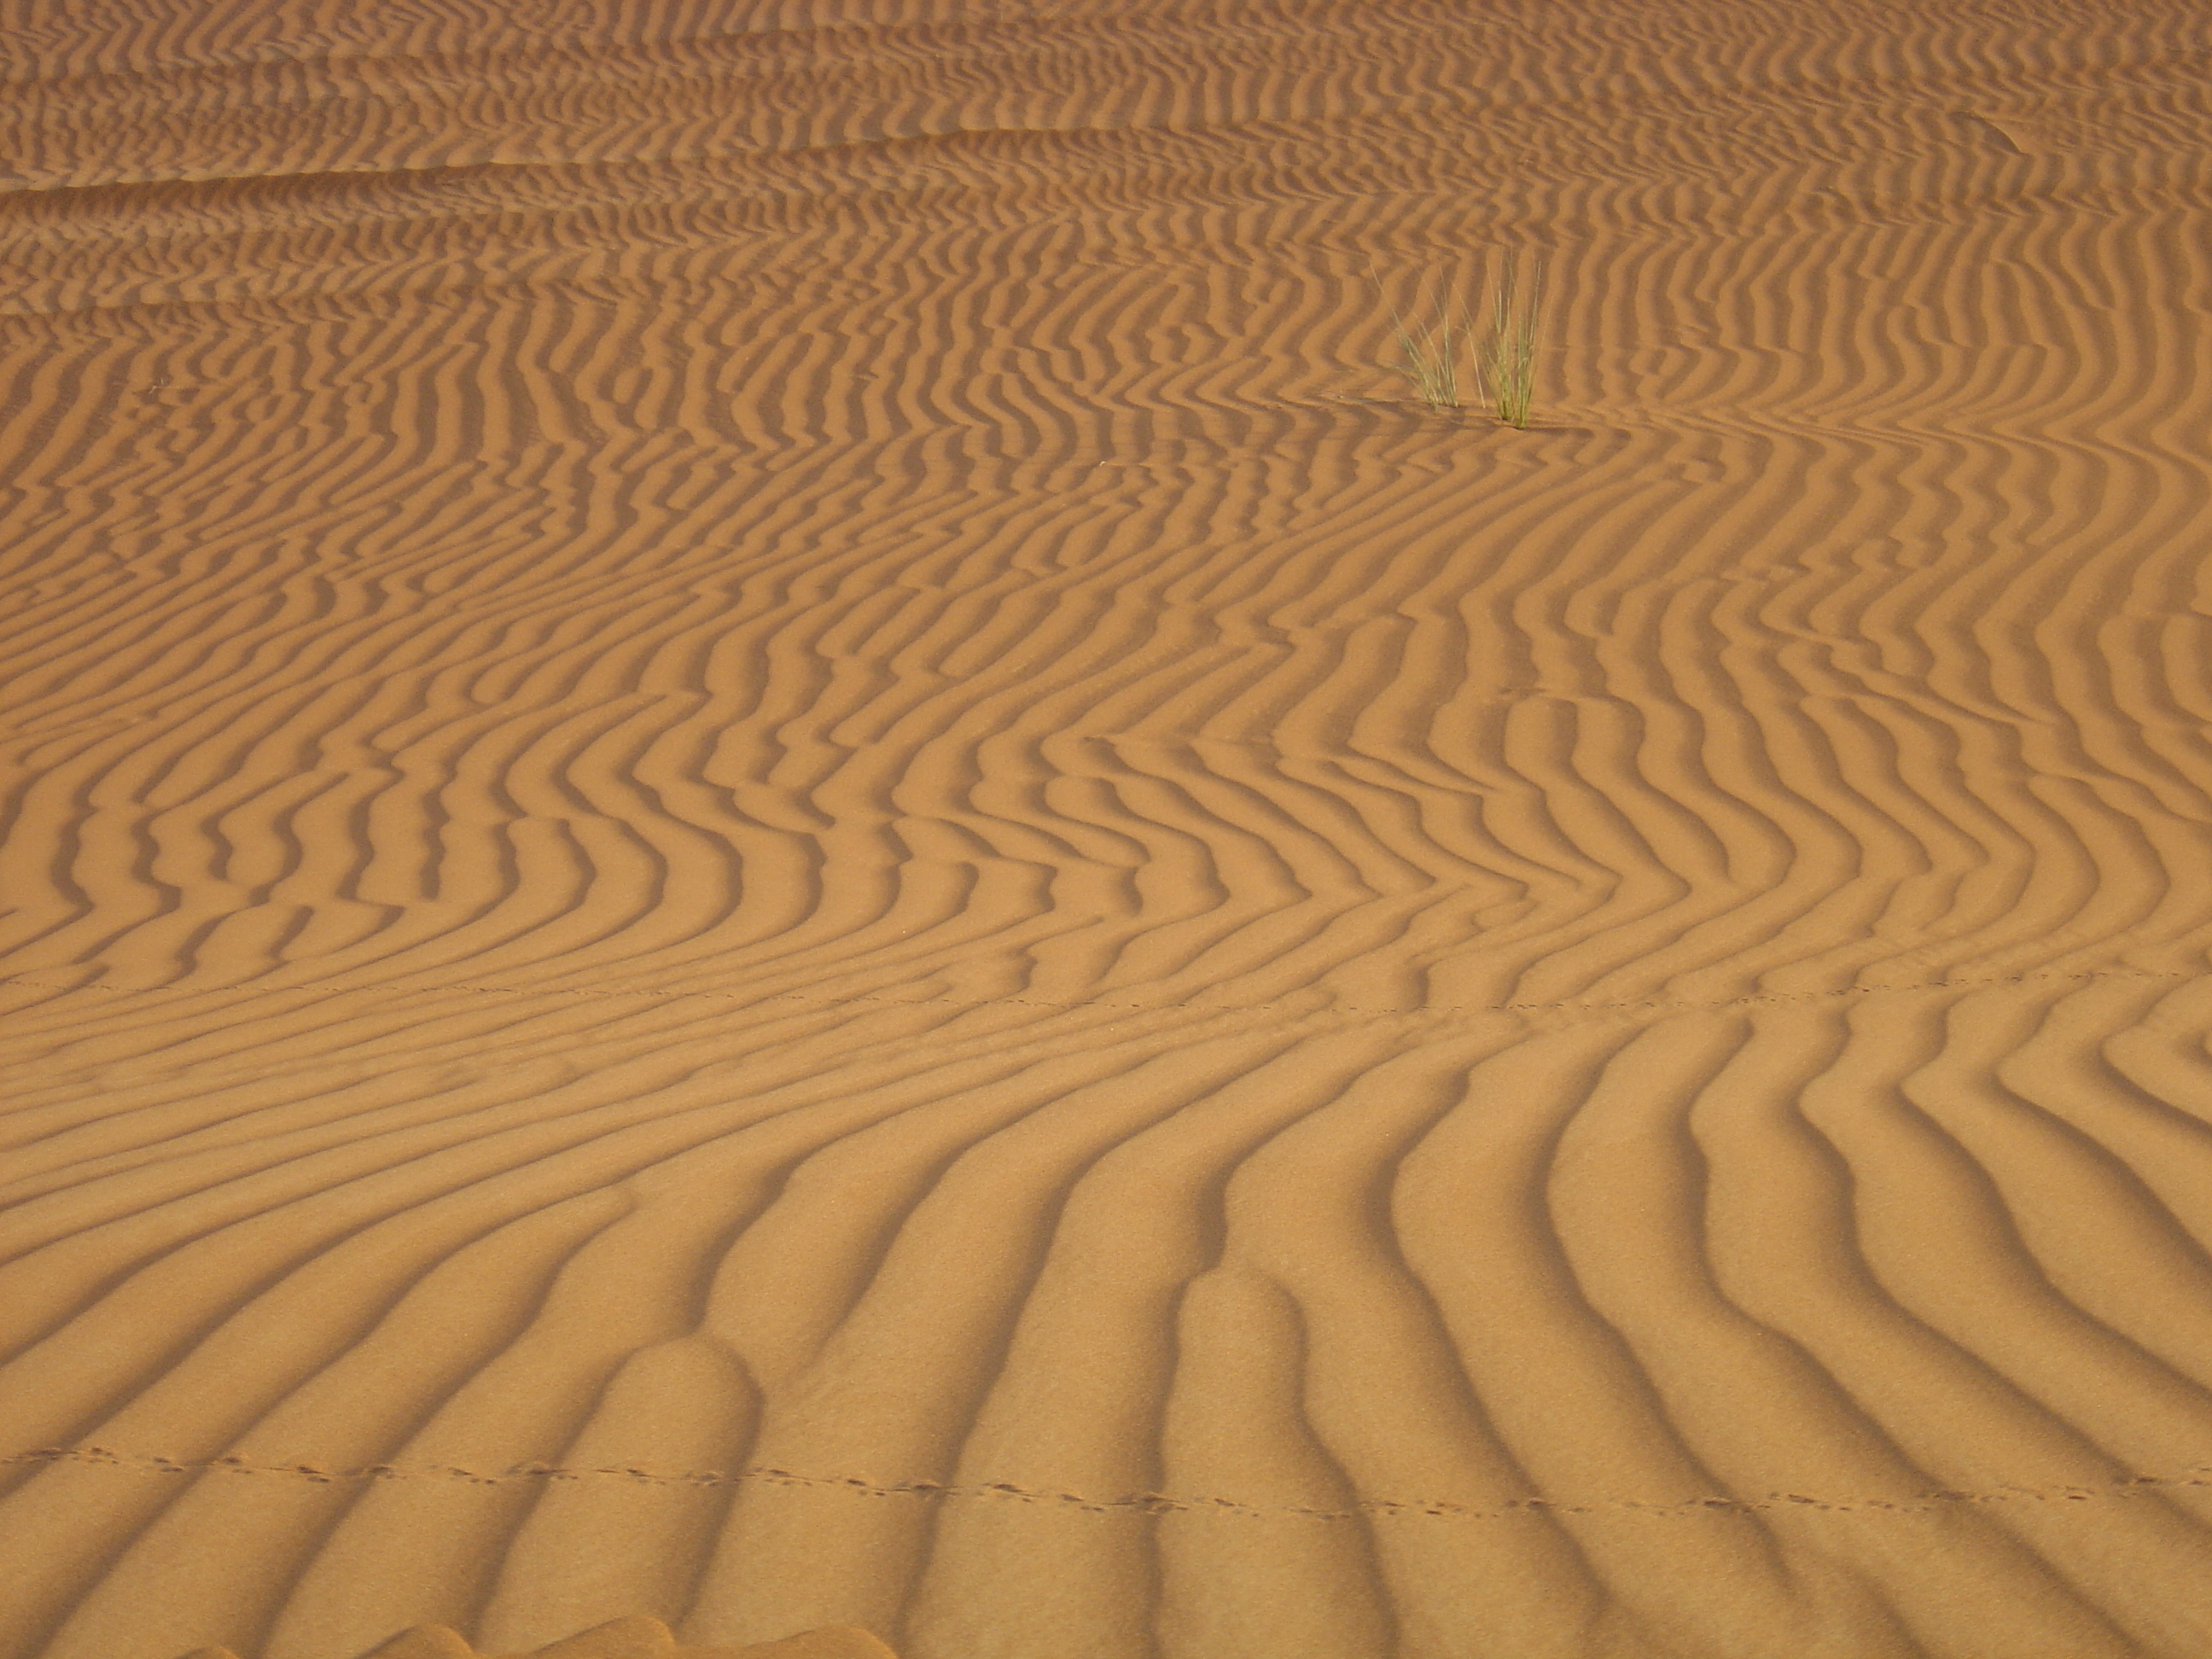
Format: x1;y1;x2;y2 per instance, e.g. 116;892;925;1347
6;0;2212;1654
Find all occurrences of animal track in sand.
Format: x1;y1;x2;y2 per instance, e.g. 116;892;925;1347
13;1446;2212;1526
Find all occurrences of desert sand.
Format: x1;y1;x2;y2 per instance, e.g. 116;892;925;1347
5;0;2212;1655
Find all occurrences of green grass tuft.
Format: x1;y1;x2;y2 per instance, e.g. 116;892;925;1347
1375;259;1545;427
1380;272;1472;413
1481;259;1544;430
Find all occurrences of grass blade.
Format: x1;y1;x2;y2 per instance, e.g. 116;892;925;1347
1373;259;1543;426
1483;259;1544;429
1377;269;1469;412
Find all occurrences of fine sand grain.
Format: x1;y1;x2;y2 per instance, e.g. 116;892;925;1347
6;0;2212;1656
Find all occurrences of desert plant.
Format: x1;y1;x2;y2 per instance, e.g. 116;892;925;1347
1379;271;1472;412
1375;259;1544;426
1481;259;1544;429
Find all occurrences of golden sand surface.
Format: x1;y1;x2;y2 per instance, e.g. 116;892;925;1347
5;0;2212;1655
184;1616;893;1659
186;1615;894;1659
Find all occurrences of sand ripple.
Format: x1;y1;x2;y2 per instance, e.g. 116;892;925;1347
5;0;2212;1654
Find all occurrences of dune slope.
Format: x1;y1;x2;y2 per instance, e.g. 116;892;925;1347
6;0;2212;1656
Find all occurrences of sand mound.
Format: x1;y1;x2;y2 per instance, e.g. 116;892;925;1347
6;0;2212;1654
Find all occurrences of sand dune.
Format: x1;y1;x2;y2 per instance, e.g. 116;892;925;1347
6;0;2212;1655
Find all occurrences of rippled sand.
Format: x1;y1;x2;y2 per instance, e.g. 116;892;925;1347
7;0;2212;1656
